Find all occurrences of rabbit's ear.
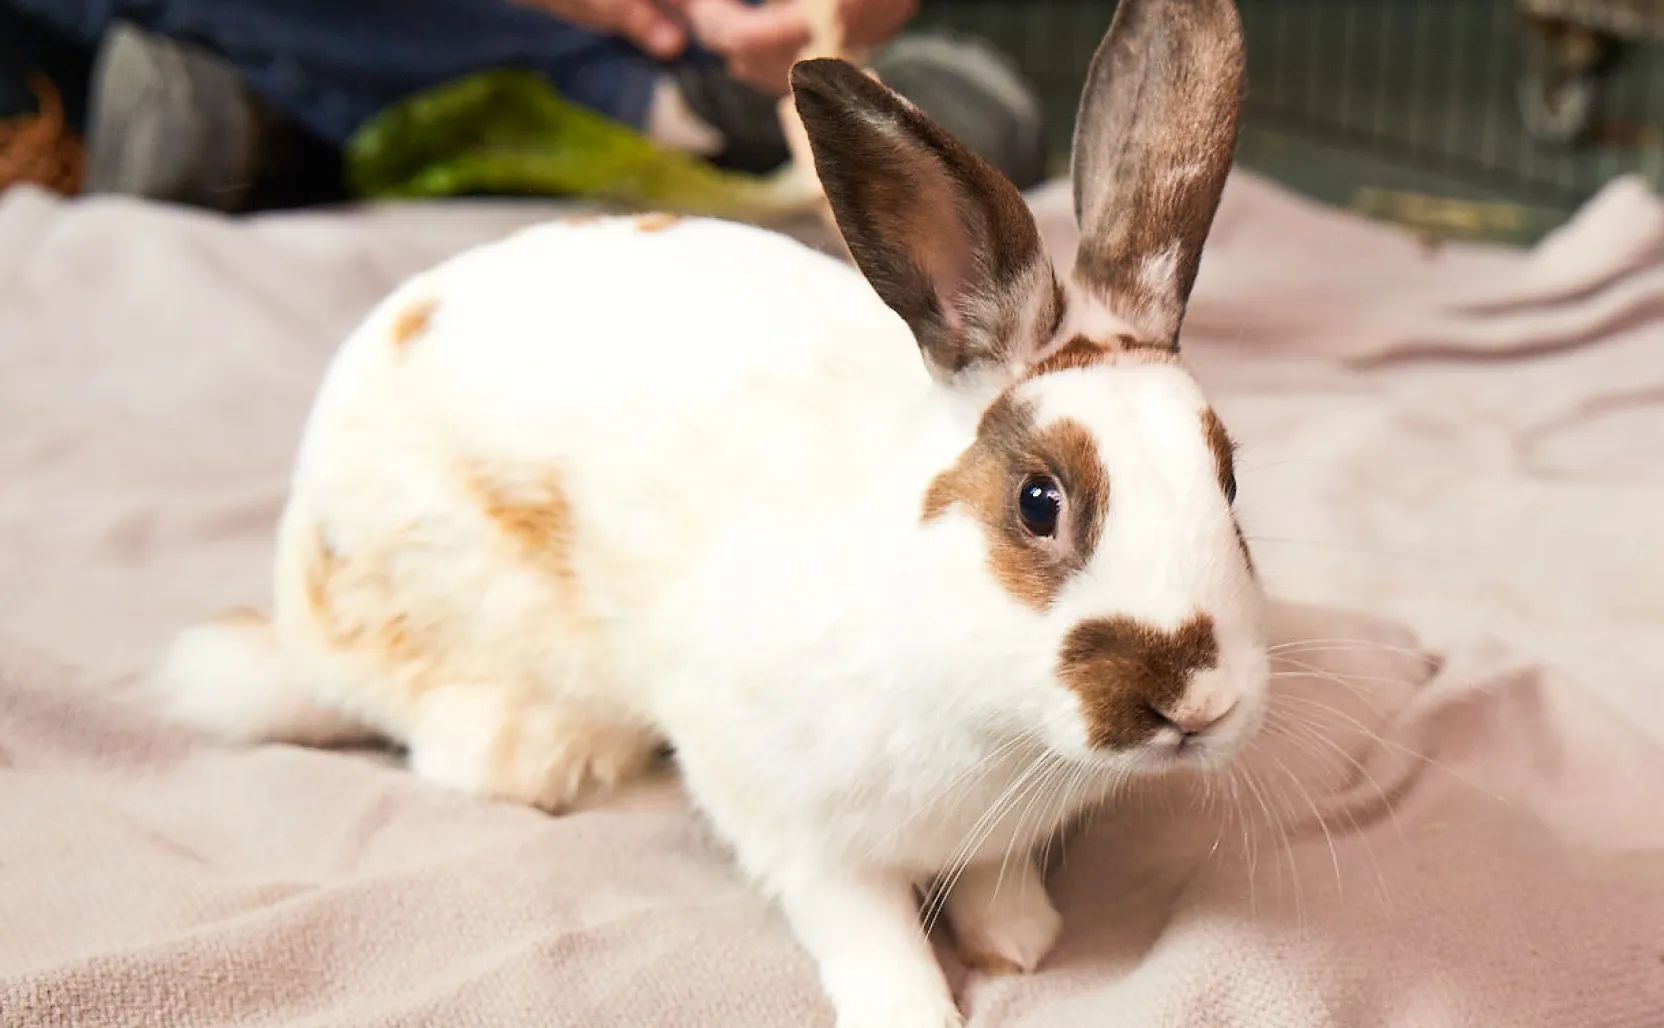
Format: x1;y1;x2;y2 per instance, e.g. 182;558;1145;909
1070;0;1245;349
791;59;1059;383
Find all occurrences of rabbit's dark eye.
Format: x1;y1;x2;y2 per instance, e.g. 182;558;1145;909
1017;477;1063;537
1224;469;1238;504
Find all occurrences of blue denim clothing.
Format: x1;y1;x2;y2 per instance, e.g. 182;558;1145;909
9;0;723;145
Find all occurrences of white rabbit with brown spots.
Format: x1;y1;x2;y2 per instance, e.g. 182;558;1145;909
153;1;1266;1024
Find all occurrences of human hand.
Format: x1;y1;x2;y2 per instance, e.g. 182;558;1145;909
684;0;919;94
514;0;694;60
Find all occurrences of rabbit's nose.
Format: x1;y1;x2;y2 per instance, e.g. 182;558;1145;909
1152;699;1238;737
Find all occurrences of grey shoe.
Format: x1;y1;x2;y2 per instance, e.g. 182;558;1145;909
83;22;262;210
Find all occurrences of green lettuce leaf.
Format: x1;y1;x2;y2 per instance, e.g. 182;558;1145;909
344;69;817;222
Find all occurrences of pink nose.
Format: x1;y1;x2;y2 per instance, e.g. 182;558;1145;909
1154;701;1237;737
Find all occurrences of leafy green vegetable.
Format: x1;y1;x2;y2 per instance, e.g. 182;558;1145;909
344;69;817;222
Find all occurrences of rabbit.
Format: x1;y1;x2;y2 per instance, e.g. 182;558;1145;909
151;1;1262;1024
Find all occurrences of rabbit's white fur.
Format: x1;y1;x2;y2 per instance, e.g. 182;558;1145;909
154;2;1261;1024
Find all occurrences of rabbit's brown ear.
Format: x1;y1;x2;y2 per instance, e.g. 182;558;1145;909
1070;0;1245;349
791;59;1059;383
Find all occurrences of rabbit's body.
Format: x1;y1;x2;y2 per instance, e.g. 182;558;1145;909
247;212;1097;872
156;3;1263;1025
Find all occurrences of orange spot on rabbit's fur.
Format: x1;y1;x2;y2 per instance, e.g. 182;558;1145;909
300;525;436;681
301;527;346;642
634;211;682;233
390;299;437;349
213;606;269;627
465;468;588;625
294;512;651;813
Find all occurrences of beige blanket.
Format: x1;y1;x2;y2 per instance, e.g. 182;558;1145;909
1;174;1661;1027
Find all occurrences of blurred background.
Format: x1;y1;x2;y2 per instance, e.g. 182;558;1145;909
912;0;1664;244
6;0;1664;243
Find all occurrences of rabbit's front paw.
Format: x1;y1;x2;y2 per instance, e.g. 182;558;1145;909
831;985;964;1028
943;857;1062;976
770;866;964;1028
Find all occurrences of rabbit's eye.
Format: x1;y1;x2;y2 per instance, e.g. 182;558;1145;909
1017;477;1063;537
1224;468;1238;505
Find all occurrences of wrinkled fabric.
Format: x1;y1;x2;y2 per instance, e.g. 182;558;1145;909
0;176;1660;1027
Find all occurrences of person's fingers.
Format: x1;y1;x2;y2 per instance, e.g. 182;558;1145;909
686;0;809;57
839;0;918;50
614;0;687;58
514;0;687;56
726;52;795;95
684;0;808;94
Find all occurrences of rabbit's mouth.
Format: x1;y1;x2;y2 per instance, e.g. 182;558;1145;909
1134;686;1268;774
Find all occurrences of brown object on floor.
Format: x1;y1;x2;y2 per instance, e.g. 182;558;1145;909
0;74;84;197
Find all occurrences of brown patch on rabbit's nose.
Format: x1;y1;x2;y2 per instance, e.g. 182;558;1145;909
923;393;1109;610
390;299;436;349
634;211;682;232
1057;613;1220;749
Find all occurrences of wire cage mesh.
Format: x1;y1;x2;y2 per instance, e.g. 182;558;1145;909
913;0;1664;243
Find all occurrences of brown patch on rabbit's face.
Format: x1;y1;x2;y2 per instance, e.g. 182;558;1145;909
923;394;1109;610
634;212;682;232
391;299;436;349
1056;613;1221;749
1200;409;1235;498
1200;408;1253;569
